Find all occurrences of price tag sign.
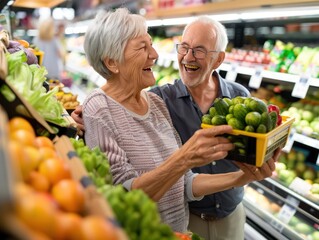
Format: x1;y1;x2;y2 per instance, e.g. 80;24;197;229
249;66;263;89
289;177;312;196
277;196;299;225
270;218;285;232
291;75;310;99
282;128;295;153
225;63;238;82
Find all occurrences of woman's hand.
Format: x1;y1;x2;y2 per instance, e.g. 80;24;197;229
179;125;234;169
71;105;85;135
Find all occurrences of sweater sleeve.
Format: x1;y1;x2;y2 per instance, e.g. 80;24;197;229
83;91;139;187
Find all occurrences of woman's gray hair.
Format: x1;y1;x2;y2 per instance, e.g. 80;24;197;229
183;16;228;52
83;8;148;79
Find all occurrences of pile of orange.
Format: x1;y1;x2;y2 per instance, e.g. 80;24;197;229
8;117;120;240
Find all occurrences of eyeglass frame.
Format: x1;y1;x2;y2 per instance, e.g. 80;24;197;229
176;44;220;59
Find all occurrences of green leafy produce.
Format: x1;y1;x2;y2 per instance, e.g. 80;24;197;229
4;50;68;126
70;138;112;186
98;185;177;240
214;98;229;116
206;97;282;133
201;114;211;125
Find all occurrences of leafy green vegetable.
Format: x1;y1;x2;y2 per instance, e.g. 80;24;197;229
5;50;68;127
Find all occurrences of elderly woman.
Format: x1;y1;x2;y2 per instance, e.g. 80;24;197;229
82;8;278;233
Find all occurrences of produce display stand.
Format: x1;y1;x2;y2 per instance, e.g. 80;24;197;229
0;77;77;139
55;136;116;219
55;135;128;240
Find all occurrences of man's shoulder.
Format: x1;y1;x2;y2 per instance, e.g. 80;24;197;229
219;76;250;97
149;79;183;98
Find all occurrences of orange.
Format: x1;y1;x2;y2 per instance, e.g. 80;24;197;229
51;179;85;213
17;39;30;48
9;143;41;181
9;129;36;147
9;117;34;134
34;136;54;149
8;141;25;181
55;212;84;240
15;192;59;239
81;215;119;240
14;182;34;198
26;171;50;192
39;147;58;161
38;157;71;186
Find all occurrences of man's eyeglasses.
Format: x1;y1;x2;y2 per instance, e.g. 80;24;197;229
176;44;219;59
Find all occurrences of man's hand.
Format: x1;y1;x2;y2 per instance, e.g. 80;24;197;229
71;105;85;135
234;148;281;185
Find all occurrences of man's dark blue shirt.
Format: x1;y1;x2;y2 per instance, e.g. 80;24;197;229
149;71;250;218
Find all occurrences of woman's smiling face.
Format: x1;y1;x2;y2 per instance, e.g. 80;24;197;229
118;33;159;90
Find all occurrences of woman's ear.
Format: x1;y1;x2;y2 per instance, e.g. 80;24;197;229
213;51;225;69
103;58;119;74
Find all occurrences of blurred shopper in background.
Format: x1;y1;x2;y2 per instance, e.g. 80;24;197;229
55;22;67;70
33;17;63;80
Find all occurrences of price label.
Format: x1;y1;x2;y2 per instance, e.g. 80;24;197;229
282;128;295;153
270;218;285;232
225;63;238;82
289;177;312;196
291;75;310;99
277;196;299;225
249;66;263;89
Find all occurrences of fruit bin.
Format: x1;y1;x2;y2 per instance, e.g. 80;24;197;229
201;116;295;167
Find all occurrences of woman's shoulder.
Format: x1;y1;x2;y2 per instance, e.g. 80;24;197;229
147;91;168;108
83;89;108;111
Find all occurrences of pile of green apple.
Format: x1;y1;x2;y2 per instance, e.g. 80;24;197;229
276;150;319;183
281;102;319;139
288;216;319;239
275;150;319;202
70;138;113;186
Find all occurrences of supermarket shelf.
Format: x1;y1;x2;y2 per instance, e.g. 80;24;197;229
264;178;319;215
65;64;105;88
293;132;319;150
244;201;298;240
244;179;319;240
219;63;319;87
67;46;85;53
158;53;319;88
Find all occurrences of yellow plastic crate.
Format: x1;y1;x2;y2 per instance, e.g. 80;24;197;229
201;116;295;167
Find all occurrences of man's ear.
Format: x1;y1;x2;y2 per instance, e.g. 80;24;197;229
103;58;118;74
213;51;225;69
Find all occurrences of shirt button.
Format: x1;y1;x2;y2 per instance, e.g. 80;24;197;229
216;204;220;208
212;161;216;166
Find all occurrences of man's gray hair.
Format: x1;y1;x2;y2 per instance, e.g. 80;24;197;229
183;16;228;51
83;8;147;79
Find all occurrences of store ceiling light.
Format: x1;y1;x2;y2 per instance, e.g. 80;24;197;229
65;5;319;34
240;6;319;20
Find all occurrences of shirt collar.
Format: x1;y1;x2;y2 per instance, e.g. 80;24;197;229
175;79;190;98
214;71;232;99
175;71;233;99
